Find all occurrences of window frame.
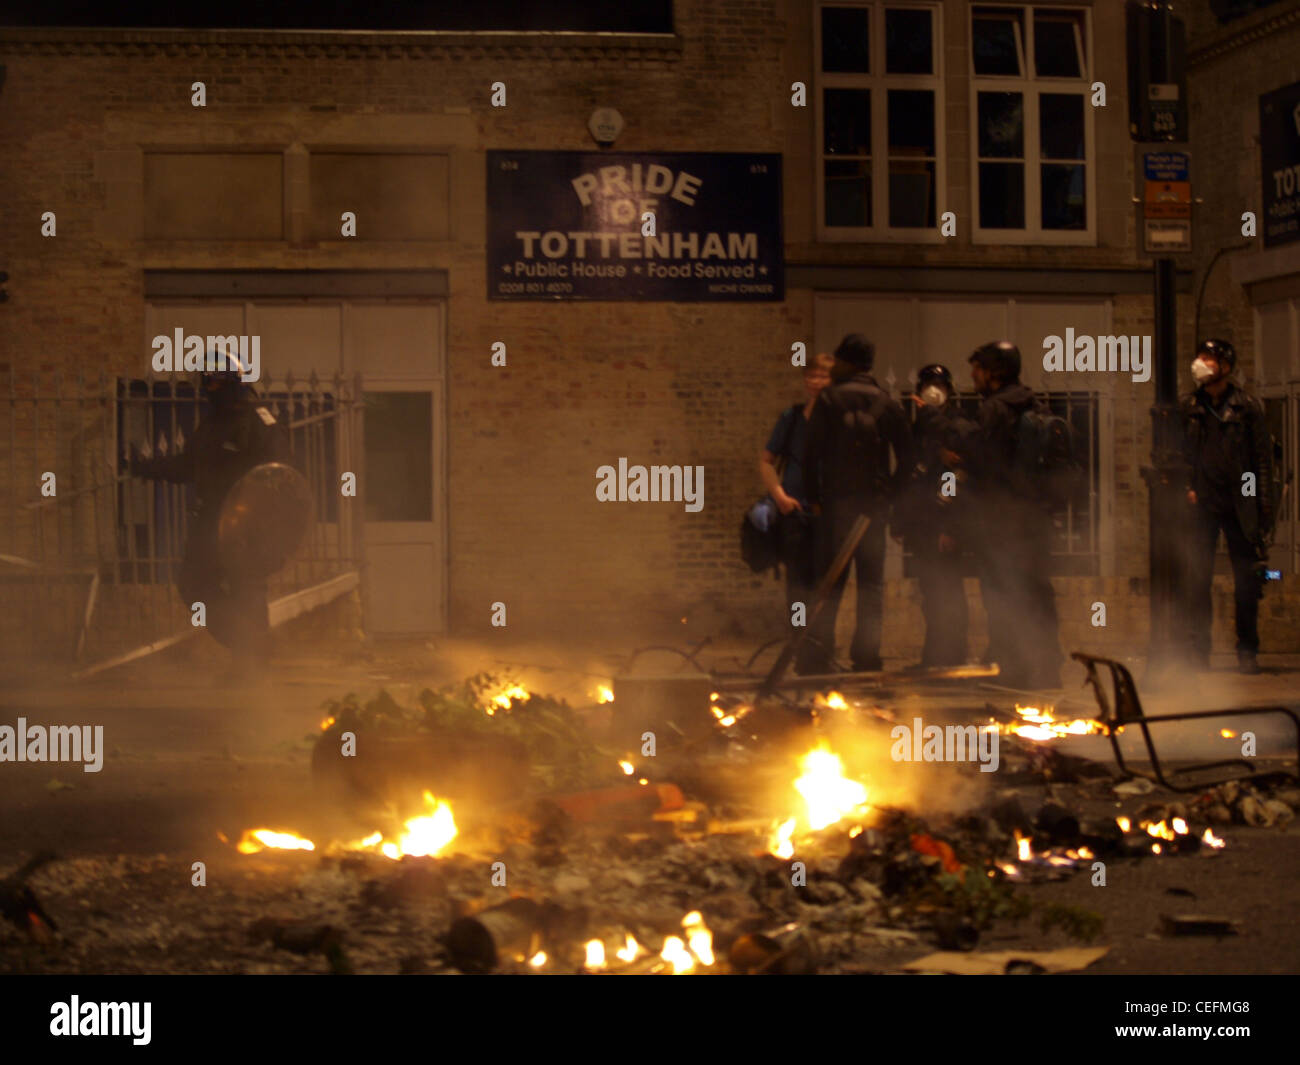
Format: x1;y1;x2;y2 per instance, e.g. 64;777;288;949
969;3;1096;246
814;0;947;244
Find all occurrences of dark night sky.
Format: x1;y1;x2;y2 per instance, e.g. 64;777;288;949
0;0;675;32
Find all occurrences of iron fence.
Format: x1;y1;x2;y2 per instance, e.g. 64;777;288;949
1;366;365;670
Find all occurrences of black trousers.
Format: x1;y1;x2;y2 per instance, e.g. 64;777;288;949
1182;504;1262;658
912;539;969;667
778;509;817;618
974;500;1062;687
178;513;270;664
798;501;887;674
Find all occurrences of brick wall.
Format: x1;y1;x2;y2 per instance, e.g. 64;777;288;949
4;2;1289;660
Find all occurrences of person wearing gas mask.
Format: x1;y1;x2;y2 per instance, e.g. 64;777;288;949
895;365;977;667
1180;339;1276;674
131;354;290;677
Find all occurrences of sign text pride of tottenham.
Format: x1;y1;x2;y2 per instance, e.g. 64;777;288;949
487;151;783;301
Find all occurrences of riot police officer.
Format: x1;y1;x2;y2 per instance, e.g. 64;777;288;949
1180;339;1276;674
897;364;975;666
131;354;290;673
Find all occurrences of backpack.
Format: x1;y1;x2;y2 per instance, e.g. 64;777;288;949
1012;404;1085;504
740;404;801;576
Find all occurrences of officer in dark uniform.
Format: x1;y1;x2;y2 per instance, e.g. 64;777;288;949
1180;338;1276;674
801;334;914;675
964;341;1064;690
131;354;289;672
897;364;976;667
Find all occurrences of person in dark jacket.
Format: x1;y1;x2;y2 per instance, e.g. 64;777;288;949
131;354;289;672
1179;338;1276;674
897;364;976;667
800;334;914;674
758;353;835;619
964;341;1064;689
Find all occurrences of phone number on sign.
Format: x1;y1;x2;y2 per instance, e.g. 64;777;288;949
498;282;574;294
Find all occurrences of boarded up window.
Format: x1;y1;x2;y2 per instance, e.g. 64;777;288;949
309;153;449;241
144;153;284;240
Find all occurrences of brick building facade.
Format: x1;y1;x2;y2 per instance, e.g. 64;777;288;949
1;1;1296;667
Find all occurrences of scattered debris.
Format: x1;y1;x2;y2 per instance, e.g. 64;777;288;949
902;946;1109;975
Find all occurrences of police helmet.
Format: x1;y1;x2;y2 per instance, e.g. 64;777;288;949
200;351;252;403
916;363;955;394
969;341;1022;382
1197;338;1236;373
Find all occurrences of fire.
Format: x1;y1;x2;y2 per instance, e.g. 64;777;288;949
817;691;850;710
528;951;547;968
596;685;615;704
236;828;316;854
993;704;1106;741
1221;729;1236;738
1144;820;1177;841
379;791;457;859
769;817;796;860
682;911;715;967
489;684;530;714
1016;831;1032;862
615;934;640;963
1202;827;1225;850
794;745;869;831
584;940;606;970
320;715;336;731
1152;842;1163;855
1171;817;1188;835
660;936;693;974
618;760;635;775
1116;816;1132;832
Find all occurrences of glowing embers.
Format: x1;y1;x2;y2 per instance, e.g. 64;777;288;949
234;791;457;861
709;691;751;730
989;703;1107;742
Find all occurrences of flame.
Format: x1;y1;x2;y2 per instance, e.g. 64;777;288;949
1116;816;1132;832
638;778;649;786
490;684;530;713
596;685;615;704
710;692;720;702
1221;729;1236;738
615;934;640;963
1152;842;1162;854
999;862;1021;877
817;691;849;710
769;817;796;860
1171;817;1188;835
1016;832;1032;862
378;791;457;859
682;911;715;966
320;715;336;731
794;745;869;831
994;704;1106;741
619;760;635;776
660;935;693;974
1144;820;1176;842
236;828;315;854
584;940;607;970
1202;827;1225;850
528;951;547;968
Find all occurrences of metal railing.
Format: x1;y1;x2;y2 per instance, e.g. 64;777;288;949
1;366;365;670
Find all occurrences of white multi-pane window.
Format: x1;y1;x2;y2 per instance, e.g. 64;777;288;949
970;4;1096;244
815;2;945;242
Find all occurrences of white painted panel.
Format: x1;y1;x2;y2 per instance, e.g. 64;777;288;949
246;301;342;384
915;299;1009;390
344;302;442;380
1255;300;1293;386
364;542;438;633
1010;299;1113;391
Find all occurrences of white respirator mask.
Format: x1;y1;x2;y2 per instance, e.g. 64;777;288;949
920;384;947;407
1190;357;1216;385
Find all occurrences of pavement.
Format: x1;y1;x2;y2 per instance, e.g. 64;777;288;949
0;631;1297;973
